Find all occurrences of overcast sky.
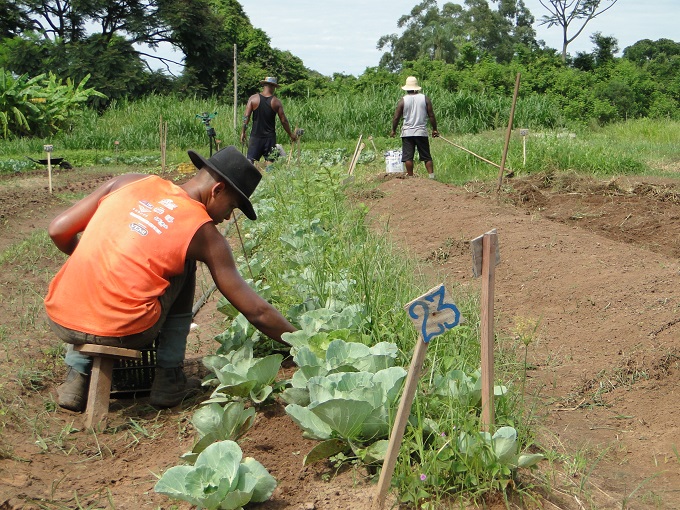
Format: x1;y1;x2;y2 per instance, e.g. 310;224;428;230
237;0;679;76
152;1;678;77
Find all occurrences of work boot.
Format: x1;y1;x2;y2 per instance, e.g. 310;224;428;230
149;366;202;408
56;367;88;412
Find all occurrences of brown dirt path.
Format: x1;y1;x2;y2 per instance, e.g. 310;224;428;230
363;172;680;509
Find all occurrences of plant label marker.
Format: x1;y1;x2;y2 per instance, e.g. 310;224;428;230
470;229;500;432
44;144;53;193
373;284;463;510
520;128;529;166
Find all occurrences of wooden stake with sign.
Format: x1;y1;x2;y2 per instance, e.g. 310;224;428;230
44;144;53;194
373;284;463;510
470;229;500;432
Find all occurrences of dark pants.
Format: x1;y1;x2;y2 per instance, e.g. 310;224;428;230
401;136;432;162
247;135;277;162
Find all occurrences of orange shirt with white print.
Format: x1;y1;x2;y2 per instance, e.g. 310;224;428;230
45;176;212;336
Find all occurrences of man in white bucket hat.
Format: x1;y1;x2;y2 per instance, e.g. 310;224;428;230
390;76;439;179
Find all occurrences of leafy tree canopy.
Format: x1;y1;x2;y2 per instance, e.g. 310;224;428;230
377;0;536;71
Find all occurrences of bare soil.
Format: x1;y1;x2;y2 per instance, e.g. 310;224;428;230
1;166;679;510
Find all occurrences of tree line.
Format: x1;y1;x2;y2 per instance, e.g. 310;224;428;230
0;0;678;134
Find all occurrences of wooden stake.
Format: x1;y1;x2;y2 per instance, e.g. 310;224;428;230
288;126;298;165
44;144;53;194
438;135;508;171
348;143;365;176
373;335;428;510
233;44;238;131
47;153;52;193
348;134;363;174
296;133;301;164
480;231;497;431
373;284;462;510
497;73;521;192
368;135;378;153
160;115;168;172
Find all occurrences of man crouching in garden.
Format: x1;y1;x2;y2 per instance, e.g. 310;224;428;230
44;146;295;411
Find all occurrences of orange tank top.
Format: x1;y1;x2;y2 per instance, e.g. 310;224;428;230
45;175;212;336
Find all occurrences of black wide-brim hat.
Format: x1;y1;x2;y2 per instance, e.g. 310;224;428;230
187;146;262;220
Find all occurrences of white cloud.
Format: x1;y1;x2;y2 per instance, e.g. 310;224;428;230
148;1;680;76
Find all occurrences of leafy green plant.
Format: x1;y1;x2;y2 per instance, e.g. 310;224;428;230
154;440;276;510
285;366;407;465
202;341;283;404
455;427;544;482
281;306;369;355
280;338;400;407
0;68;41;138
181;402;256;464
0;68;106;138
431;368;507;410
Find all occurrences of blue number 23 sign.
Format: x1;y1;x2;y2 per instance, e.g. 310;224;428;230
404;284;463;343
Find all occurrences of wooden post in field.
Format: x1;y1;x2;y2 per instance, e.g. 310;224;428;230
520;129;528;166
44;144;53;194
233;44;238;131
368;135;378;153
470;229;501;432
348;134;363;174
288;126;299;165
497;73;521;192
373;284;463;510
159;116;168;172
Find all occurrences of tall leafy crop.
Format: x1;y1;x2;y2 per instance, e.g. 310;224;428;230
0;68;105;138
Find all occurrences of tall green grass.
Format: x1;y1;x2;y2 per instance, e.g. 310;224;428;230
0;89;562;153
1;93;678;180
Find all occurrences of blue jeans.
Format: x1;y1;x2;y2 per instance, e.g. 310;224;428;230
49;261;197;374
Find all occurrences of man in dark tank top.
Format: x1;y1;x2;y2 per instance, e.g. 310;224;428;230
240;77;297;165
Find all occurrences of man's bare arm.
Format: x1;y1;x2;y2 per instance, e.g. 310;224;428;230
240;95;257;143
426;96;438;135
390;98;404;137
187;223;296;344
271;98;296;141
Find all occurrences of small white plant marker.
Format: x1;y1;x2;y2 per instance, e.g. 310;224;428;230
373;283;463;510
44;144;53;193
520;128;529;166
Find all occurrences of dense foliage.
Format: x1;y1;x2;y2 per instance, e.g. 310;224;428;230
0;0;678;139
0;68;105;138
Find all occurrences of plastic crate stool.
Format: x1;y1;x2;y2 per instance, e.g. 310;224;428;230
74;344;141;429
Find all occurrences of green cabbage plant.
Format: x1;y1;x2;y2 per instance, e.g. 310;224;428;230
203;341;283;404
181;402;256;464
285;366;407;465
281;306;369;356
432;368;507;409
443;426;544;490
154;440;276;510
280;338;399;407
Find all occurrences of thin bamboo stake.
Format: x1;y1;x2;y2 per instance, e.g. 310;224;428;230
497;73;521;192
348;134;363;174
438;135;505;170
44;144;53;193
233;44;238;131
160;115;168;172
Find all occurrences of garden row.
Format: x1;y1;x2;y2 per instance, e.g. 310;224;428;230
153;161;542;509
